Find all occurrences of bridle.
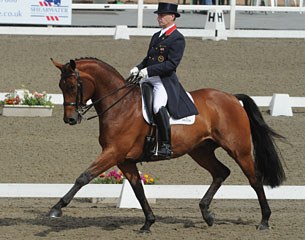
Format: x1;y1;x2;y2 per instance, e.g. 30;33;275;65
61;68;140;122
62;69;84;108
61;69;85;122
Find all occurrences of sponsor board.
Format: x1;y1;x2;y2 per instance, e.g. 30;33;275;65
0;0;71;25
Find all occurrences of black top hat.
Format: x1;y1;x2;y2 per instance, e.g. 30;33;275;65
154;2;181;18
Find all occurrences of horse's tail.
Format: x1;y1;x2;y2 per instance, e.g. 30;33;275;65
235;93;286;188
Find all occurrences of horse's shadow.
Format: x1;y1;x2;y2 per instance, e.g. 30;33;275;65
0;210;255;237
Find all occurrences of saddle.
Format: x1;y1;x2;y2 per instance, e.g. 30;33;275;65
140;82;195;161
141;83;195;126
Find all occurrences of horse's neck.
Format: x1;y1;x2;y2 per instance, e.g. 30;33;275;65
79;60;142;130
80;62;125;102
84;63;139;114
93;74;126;102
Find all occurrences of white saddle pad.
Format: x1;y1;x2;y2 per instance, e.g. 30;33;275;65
141;92;195;125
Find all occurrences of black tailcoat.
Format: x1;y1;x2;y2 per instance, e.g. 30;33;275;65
137;29;198;119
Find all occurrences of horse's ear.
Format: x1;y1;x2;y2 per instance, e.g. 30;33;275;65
51;58;64;72
70;59;76;71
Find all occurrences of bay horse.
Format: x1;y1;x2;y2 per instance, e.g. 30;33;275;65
48;57;286;232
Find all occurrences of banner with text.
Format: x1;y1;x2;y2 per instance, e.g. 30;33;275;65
0;0;72;25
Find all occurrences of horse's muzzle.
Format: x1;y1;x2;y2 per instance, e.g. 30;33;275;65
63;112;79;125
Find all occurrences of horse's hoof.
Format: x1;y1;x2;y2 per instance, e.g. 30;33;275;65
47;208;62;218
257;223;270;230
139;223;152;233
139;225;151;233
138;229;151;234
204;213;215;226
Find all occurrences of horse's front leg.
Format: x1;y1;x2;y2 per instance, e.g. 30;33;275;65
47;151;117;218
47;170;92;218
118;163;155;232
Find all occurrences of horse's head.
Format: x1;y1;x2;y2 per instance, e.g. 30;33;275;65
52;58;87;125
52;57;135;125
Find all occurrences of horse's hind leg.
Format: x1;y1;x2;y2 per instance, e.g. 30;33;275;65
233;153;271;230
189;141;230;227
118;162;155;232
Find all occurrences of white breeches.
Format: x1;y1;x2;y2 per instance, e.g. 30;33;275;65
140;76;168;114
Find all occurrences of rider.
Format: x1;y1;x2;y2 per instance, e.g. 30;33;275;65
130;2;198;159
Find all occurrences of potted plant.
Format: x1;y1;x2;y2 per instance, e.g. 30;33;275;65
0;88;54;117
92;167;156;185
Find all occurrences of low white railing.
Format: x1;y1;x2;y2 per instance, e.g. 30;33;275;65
0;182;304;209
1;93;304;116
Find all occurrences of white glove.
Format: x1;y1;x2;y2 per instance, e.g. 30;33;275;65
130;67;139;76
139;68;148;79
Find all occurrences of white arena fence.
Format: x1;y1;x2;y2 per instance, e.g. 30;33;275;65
0;1;305;38
1;182;305;209
1;93;304;116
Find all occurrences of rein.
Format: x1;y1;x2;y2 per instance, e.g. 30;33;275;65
72;72;140;121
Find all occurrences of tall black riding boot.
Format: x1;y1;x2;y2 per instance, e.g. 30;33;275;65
154;107;172;159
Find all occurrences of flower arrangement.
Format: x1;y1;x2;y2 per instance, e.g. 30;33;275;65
141;173;156;185
0;89;53;107
93;167;124;184
92;167;156;185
